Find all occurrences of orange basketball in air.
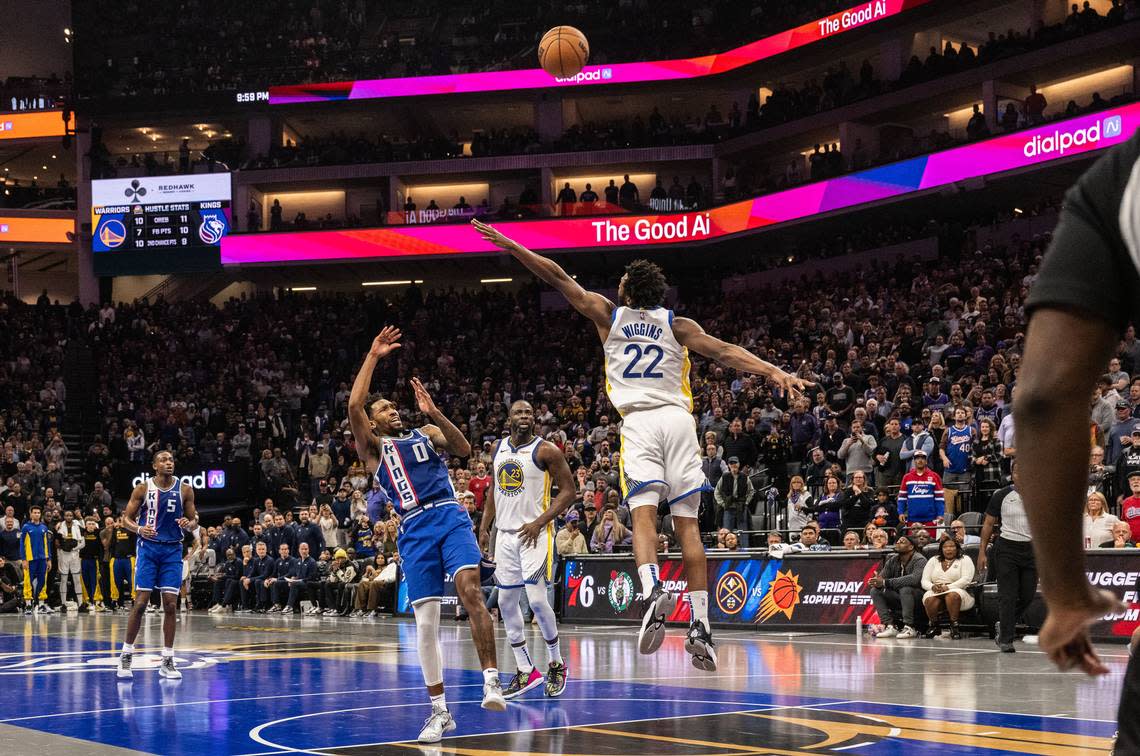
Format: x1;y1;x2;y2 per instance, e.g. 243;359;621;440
539;26;590;78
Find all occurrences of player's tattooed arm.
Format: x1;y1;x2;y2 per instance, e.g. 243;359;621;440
412;377;472;458
478;478;496;553
471;219;615;337
349;327;402;472
672;317;814;401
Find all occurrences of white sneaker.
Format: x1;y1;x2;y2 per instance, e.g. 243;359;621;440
481;678;507;711
876;626;898;638
159;656;182;679
418;708;456;744
146;605;157;614
896;626;918;640
116;652;133;679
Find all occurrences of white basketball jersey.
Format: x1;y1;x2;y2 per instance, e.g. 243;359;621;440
603;306;692;416
492;436;550;531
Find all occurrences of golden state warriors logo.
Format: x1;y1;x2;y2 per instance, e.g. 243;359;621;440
716;570;747;615
496;461;524;496
99;218;127;248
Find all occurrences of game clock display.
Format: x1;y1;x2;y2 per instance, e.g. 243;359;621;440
91;173;232;273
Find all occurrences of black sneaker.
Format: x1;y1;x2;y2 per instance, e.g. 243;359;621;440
637;584;677;655
684;620;717;671
545;662;568;697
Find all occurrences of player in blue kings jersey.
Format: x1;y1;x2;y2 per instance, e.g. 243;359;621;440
116;450;198;681
348;327;505;744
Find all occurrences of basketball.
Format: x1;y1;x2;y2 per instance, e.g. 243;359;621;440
539;26;589;78
771;579;798;611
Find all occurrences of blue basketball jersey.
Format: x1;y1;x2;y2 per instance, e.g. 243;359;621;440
374;428;457;515
141;477;185;544
945;425;973;474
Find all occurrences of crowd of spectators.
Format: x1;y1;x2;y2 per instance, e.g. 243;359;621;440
1;74;68;112
72;1;863;99
6;187;1140;621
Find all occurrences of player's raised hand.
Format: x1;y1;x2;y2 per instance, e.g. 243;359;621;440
410;377;438;417
471;219;520;252
369;326;402;359
768;368;814;402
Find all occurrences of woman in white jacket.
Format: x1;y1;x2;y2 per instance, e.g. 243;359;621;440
785;475;815;532
921;537;975;639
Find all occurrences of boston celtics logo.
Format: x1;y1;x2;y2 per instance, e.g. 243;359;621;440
496;461;524;496
608;570;634;612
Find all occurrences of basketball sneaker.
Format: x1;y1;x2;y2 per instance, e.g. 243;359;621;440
159;656;182;679
116;652;133;679
637;584;677;655
418;708;456;744
481;677;507;711
685;621;717;671
896;626;918;640
545;662;568;697
876;625;899;638
503;667;544;700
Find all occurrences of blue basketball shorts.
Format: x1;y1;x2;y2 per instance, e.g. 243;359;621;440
134;540;183;594
397;502;481;606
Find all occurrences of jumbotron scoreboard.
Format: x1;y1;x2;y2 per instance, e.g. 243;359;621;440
91;173;231;274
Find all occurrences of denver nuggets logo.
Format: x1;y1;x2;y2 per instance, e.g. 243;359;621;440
716;570;747;615
496;461;524;496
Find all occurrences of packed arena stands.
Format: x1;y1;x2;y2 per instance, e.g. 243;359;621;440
73;0;866;98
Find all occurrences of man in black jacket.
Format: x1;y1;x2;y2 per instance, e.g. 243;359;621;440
241;541;275;613
207;549;241;612
265;543;299;612
868;534;927;639
286;542;321;614
0;554;21;613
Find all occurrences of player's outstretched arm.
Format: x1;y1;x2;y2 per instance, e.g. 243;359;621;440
412;377;472;458
672;317;813;401
121;484;154;539
471;219;614;334
1018;306;1124;675
478;480;496;553
348;327;401;472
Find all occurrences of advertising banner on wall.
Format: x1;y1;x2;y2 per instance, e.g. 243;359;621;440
562;551;1140;640
112;462;250;505
562;553;886;628
222;103;1139;266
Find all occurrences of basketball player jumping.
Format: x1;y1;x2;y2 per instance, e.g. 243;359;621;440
473;219;810;670
117;450;198;680
478;400;576;699
1017;128;1139;750
348;327;506;744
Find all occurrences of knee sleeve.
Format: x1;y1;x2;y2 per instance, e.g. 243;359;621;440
413;599;443;688
499;586;526;644
525;582;558;643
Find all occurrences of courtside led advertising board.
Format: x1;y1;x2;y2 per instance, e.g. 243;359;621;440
92;173;231;274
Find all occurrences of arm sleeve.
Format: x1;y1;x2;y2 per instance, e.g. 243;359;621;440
1025;132;1140;332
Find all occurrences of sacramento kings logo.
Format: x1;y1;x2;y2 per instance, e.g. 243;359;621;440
199;215;226;244
608;570;634;612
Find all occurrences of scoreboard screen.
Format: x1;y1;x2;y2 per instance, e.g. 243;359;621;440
92;173;231;274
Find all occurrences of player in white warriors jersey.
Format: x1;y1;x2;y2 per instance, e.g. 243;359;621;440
474;219;810;671
478;400;576;699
